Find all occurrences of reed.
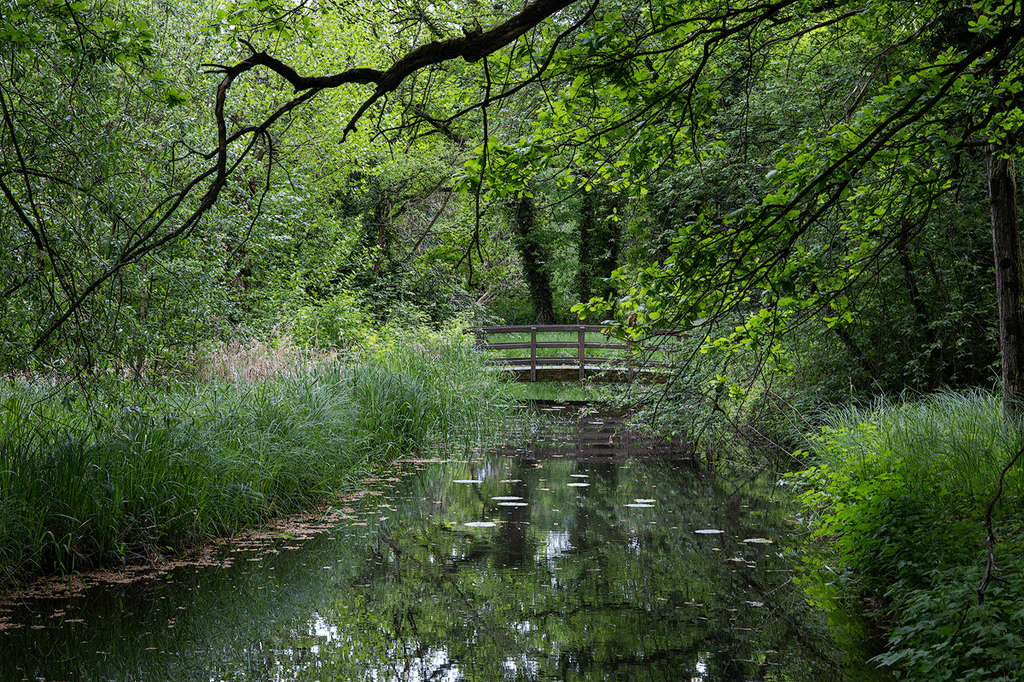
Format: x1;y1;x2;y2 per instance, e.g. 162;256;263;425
796;389;1024;681
811;389;1022;511
0;325;506;586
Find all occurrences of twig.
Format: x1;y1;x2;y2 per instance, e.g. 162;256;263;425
977;441;1024;604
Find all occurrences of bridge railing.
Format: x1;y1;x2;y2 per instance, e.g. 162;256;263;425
469;325;681;382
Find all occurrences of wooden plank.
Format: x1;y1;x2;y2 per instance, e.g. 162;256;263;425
530;326;537;383
471;324;609;334
469;325;684;336
578;327;585;381
482;341;629;350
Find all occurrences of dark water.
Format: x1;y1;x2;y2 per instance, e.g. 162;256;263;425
0;403;887;681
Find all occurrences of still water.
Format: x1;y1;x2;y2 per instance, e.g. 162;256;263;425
0;403;885;681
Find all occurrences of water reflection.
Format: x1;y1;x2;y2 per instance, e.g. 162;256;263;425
0;404;887;681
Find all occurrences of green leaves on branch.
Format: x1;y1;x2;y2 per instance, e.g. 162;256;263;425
572;0;1024;383
1;0;154;62
210;0;323;44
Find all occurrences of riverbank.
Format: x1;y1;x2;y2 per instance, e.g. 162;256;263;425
0;326;506;587
790;390;1024;682
0;401;881;681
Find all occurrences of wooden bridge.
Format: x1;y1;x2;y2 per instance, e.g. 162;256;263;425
470;325;680;383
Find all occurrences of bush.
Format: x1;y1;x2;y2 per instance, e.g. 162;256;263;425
289;291;370;349
876;552;1024;682
791;390;1024;681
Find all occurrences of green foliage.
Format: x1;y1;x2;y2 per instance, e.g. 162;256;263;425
552;0;1012;406
288;292;371;350
0;324;504;585
809;391;1022;510
791;391;1024;681
876;553;1024;682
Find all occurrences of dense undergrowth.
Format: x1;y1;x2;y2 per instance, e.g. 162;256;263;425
0;326;505;587
790;391;1024;681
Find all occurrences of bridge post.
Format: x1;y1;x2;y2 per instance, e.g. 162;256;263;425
578;327;586;381
626;337;634;383
530;326;537;383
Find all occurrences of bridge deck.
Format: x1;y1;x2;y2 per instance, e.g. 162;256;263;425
471;325;679;383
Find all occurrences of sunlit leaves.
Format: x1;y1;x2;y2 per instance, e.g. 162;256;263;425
0;0;154;61
570;0;1024;386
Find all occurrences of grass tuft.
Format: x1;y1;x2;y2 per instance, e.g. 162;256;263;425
0;325;505;586
792;389;1024;682
810;389;1022;511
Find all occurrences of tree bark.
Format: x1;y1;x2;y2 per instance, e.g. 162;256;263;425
576;187;622;304
513;195;556;325
577;189;594;303
987;146;1024;419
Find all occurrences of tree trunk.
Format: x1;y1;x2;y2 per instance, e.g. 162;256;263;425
513;194;557;325
576;187;622;303
987;146;1024;419
577;189;594;304
593;194;622;299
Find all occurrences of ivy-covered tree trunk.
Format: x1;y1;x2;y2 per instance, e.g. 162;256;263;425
576;188;622;304
513;194;556;325
987;146;1024;419
592;194;622;299
577;190;594;304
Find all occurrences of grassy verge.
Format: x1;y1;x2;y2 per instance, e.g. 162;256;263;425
0;325;505;587
790;390;1024;681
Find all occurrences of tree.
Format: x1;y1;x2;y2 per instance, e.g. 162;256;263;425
511;192;558;323
0;0;583;371
9;0;1024;413
529;0;1024;417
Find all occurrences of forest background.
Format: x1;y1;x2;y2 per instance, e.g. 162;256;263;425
2;0;1024;679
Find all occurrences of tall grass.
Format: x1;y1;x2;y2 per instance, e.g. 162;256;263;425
811;389;1023;510
795;390;1024;682
0;325;506;586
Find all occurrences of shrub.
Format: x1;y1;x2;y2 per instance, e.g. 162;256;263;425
289;291;370;349
791;390;1024;681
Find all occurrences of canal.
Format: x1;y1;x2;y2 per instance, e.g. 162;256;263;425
0;403;886;680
